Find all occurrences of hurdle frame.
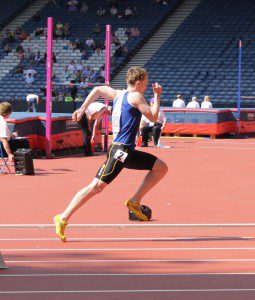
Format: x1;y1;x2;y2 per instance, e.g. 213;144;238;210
237;39;242;135
46;17;53;158
46;20;111;157
104;25;111;151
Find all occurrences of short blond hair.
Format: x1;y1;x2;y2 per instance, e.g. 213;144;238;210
126;66;147;86
0;102;12;116
204;95;210;102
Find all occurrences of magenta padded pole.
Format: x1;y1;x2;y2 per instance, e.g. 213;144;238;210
46;17;53;158
104;24;111;151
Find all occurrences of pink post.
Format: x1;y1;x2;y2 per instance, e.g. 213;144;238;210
46;17;53;158
104;24;111;151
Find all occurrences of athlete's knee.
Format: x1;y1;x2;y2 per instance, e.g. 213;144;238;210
153;158;168;175
89;179;107;195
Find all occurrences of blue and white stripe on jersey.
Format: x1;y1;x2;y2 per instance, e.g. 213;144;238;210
112;90;142;149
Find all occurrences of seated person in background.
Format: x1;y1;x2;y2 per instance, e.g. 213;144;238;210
81;49;88;60
201;95;213;109
92;22;101;34
33;12;41;23
35;27;44;38
80;2;88;14
97;6;105;17
19;30;27;41
59;85;67;101
125;27;131;38
130;27;140;38
124;7;132;19
140;98;166;147
24;73;34;86
186;96;200;109
24;48;33;61
109;5;118;17
26;94;40;112
172;94;186;108
0;102;29;161
16;50;24;60
76;60;84;71
33;50;43;66
68;0;78;11
4;43;11;54
24;65;37;77
52;86;60;101
15;43;24;54
13;62;24;75
85;36;95;48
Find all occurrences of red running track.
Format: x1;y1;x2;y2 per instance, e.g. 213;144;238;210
1;137;255;299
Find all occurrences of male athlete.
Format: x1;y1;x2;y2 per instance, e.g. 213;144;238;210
54;66;168;242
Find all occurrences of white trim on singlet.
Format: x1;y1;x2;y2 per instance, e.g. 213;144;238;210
112;90;127;140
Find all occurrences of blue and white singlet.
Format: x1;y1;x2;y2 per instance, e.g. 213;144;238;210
112;90;141;149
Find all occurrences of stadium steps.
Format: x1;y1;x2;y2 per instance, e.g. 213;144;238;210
0;0;48;33
111;0;201;90
0;51;20;81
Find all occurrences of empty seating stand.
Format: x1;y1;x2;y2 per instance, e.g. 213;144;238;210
144;0;255;107
0;0;179;102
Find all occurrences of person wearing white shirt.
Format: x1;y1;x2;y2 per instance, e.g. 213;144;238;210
124;7;132;18
85;36;95;48
186;96;200;109
76;61;84;71
26;94;39;112
110;6;117;17
201;95;213;109
68;61;76;73
0;102;20;161
140;98;166;147
24;66;37;77
78;102;111;156
172;95;186;108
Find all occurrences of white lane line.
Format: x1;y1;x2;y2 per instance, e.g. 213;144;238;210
5;259;255;263
3;247;255;251
199;141;255;145
190;146;255;150
1;237;253;241
0;289;255;294
1;223;255;228
1;273;255;277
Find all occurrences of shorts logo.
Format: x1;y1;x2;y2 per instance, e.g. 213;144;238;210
98;164;105;176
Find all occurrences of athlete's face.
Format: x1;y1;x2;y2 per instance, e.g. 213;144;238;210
137;75;148;93
3;112;11;119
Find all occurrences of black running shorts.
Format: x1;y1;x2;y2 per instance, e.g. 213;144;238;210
95;143;157;184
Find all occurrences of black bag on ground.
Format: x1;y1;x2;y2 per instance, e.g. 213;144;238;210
14;148;35;175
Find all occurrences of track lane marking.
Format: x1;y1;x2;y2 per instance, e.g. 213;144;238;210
1;272;255;277
1;289;255;294
1;237;253;241
1;223;255;228
5;259;255;263
3;247;255;251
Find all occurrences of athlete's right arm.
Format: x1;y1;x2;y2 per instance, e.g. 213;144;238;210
72;86;116;122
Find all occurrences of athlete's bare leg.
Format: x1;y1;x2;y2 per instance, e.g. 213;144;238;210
60;178;108;222
131;158;168;203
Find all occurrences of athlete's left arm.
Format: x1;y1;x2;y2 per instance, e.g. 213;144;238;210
129;83;162;122
73;86;116;122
